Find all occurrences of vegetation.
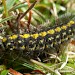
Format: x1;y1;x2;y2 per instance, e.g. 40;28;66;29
0;0;75;75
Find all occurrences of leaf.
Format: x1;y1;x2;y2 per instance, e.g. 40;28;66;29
0;65;6;71
22;62;35;70
9;68;23;75
1;70;9;75
0;16;15;23
10;4;28;11
6;0;18;11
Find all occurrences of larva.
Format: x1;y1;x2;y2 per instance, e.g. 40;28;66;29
1;13;75;59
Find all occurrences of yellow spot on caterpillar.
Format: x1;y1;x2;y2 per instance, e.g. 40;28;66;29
23;34;30;38
20;34;30;38
47;29;55;34
12;35;18;39
55;27;61;32
39;31;47;37
21;45;25;49
2;37;7;42
61;25;67;30
67;23;70;27
67;21;74;27
69;20;74;24
31;33;39;39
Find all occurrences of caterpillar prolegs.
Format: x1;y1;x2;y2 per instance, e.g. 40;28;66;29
1;13;75;60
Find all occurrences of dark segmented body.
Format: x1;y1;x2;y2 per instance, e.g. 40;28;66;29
1;20;75;58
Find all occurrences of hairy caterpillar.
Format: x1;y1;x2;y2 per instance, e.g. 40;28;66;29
0;13;75;59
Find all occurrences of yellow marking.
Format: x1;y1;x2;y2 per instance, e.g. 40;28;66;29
69;20;74;24
12;35;18;39
39;31;47;37
7;35;17;40
67;21;75;27
55;27;61;32
61;25;67;30
23;34;30;38
2;37;7;42
47;29;55;34
31;33;39;39
21;45;25;49
20;34;30;38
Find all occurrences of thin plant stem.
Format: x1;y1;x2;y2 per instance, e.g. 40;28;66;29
2;0;8;17
30;59;54;73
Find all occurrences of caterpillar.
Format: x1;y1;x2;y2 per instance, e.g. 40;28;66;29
0;13;75;59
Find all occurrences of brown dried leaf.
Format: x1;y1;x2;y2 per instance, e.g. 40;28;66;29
9;68;23;75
